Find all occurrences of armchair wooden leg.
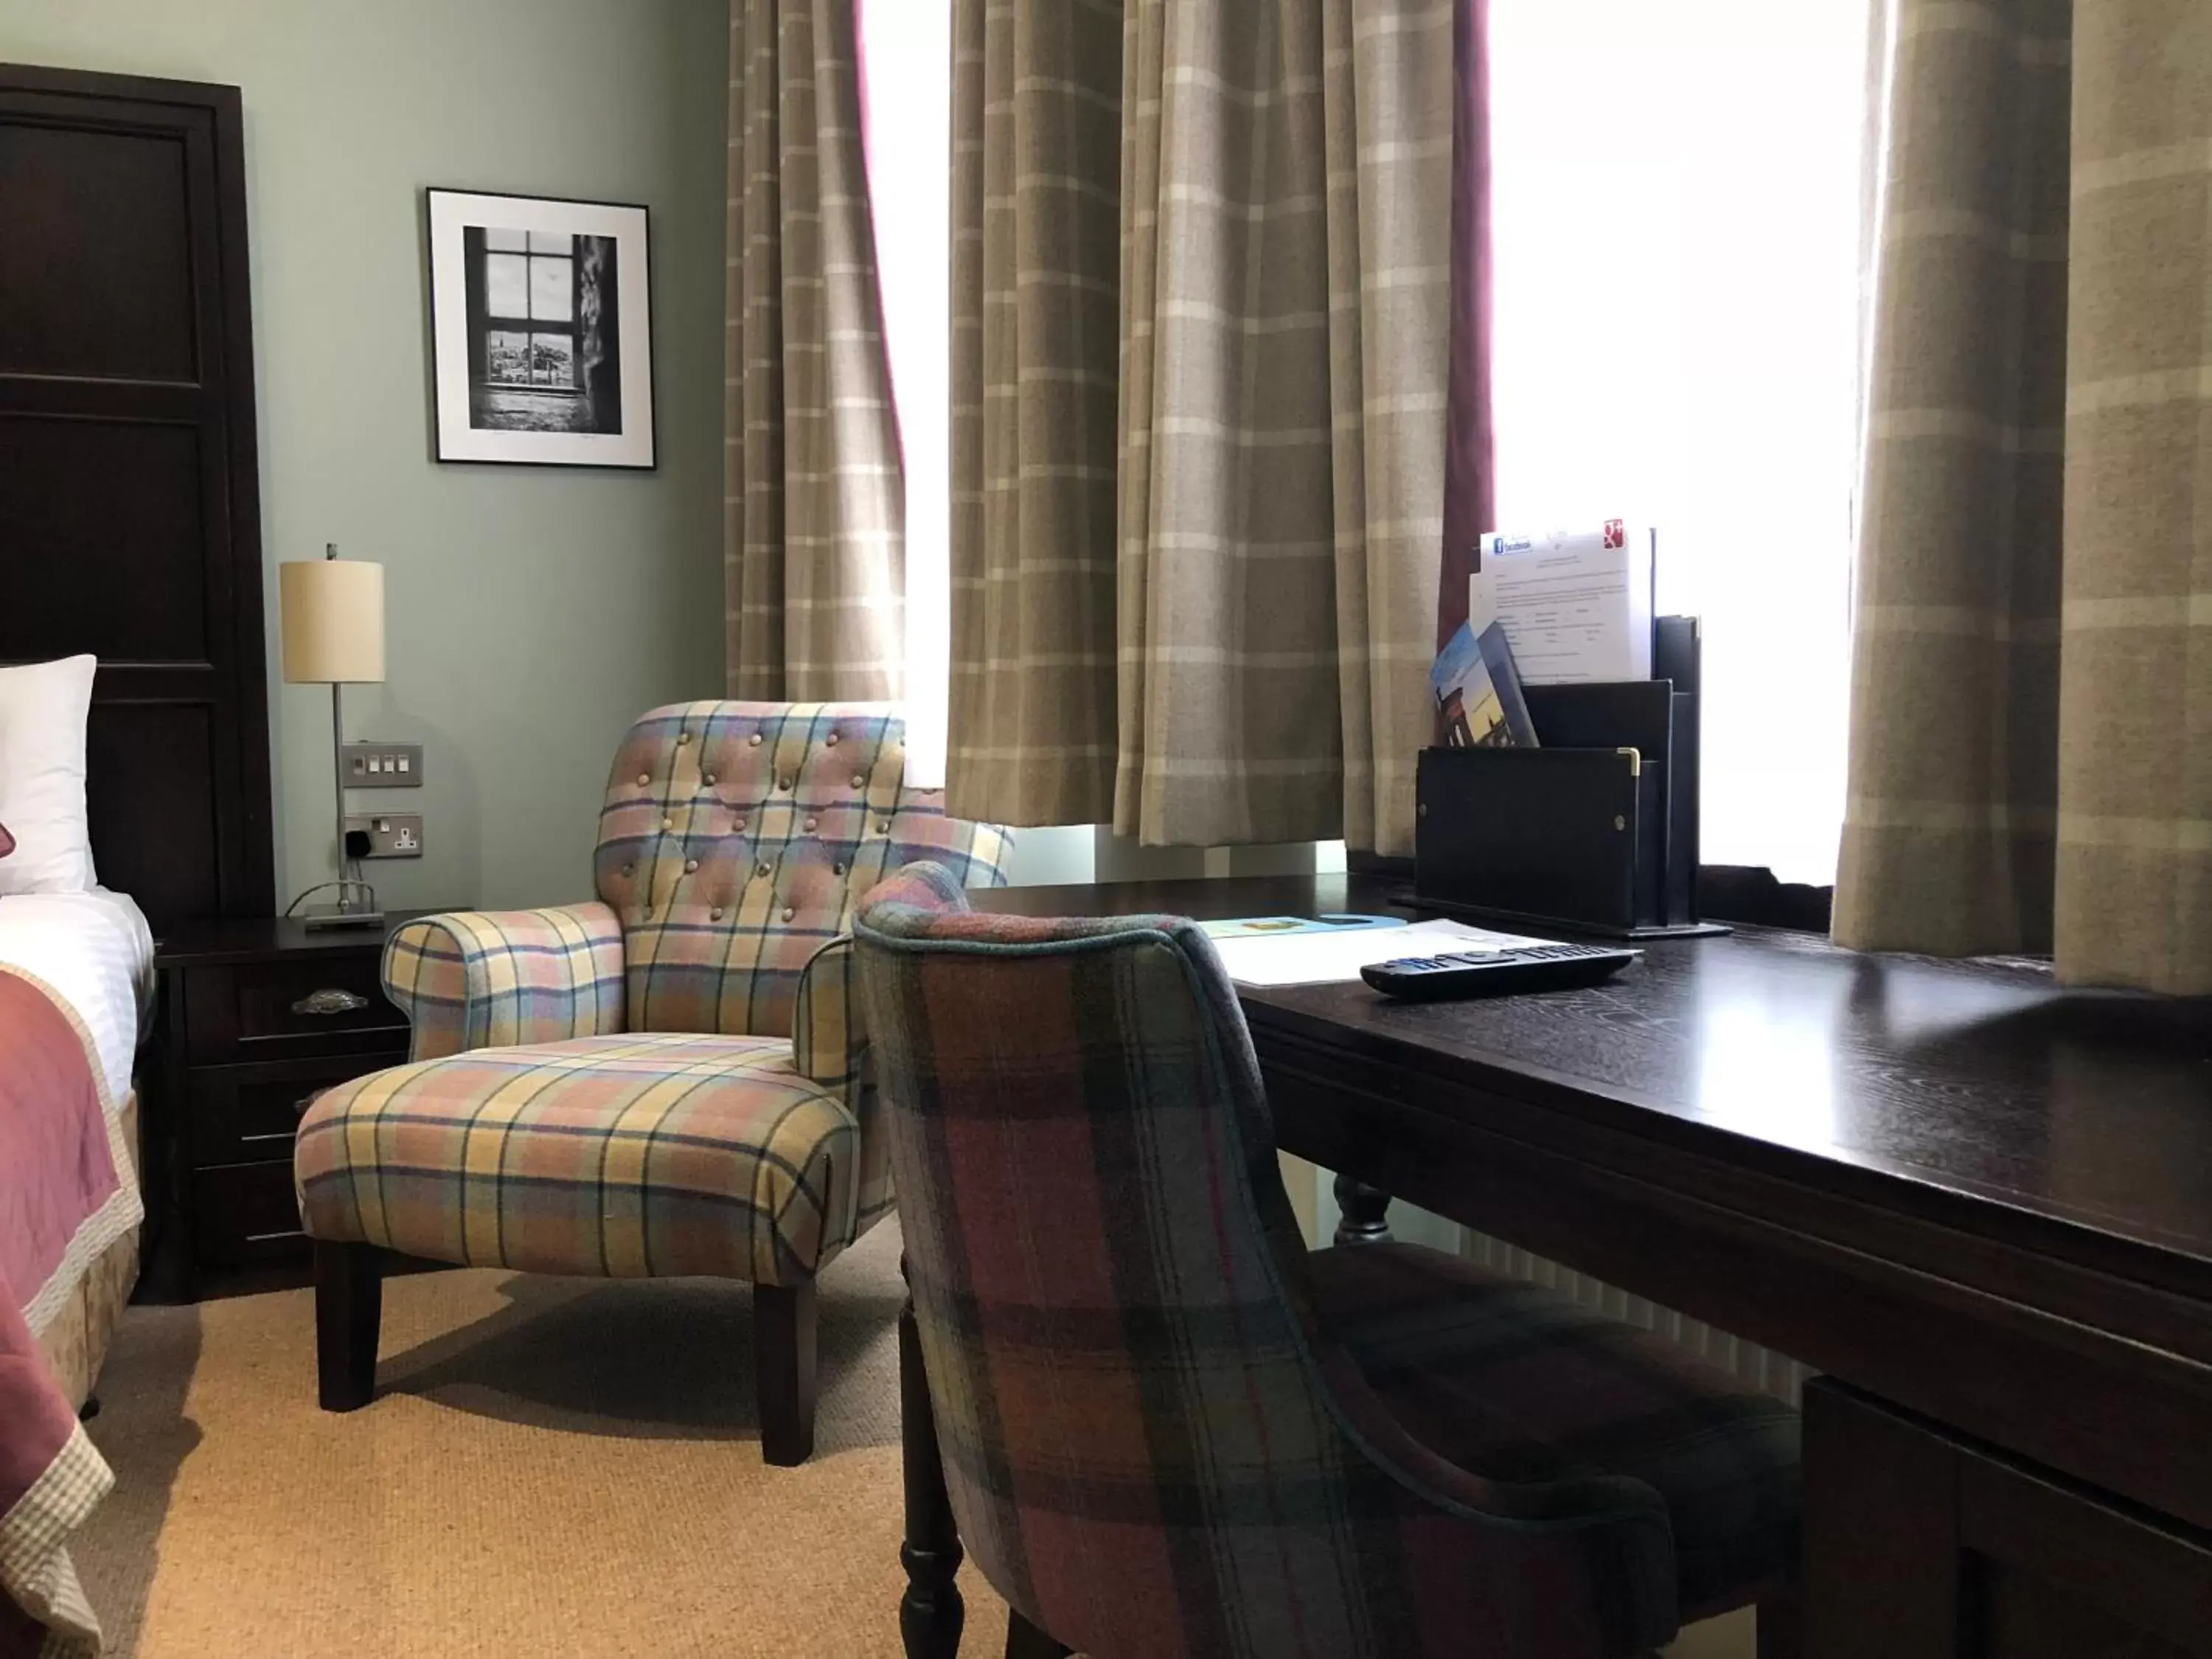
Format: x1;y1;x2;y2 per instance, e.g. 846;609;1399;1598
756;1281;818;1467
1005;1610;1071;1659
314;1240;383;1412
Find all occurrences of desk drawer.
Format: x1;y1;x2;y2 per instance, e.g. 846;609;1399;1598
189;1053;409;1168
191;1161;312;1273
184;956;407;1063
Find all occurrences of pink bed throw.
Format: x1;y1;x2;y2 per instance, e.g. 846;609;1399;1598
0;970;122;1315
0;1295;108;1659
0;967;123;1658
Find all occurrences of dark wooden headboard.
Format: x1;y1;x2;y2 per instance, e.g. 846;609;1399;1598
0;63;275;933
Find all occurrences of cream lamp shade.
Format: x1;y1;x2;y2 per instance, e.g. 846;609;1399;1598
280;559;386;684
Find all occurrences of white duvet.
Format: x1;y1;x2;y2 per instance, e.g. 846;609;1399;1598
0;888;155;1105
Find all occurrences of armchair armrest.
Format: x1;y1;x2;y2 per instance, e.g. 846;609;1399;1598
793;933;896;1236
791;935;860;1096
383;903;627;1061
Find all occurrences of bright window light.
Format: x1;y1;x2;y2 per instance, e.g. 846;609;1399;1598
858;0;952;789
1489;0;1872;883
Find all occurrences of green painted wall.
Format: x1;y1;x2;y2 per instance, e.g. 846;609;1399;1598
0;0;729;911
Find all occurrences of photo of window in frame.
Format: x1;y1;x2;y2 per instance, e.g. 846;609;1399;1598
425;189;655;469
480;229;577;391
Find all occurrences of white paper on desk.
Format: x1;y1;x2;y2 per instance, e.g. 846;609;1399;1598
1210;917;1557;987
1472;521;1654;684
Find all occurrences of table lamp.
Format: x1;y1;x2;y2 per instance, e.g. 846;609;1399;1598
281;544;386;929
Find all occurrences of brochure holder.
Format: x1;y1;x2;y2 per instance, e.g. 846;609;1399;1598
1413;616;1728;940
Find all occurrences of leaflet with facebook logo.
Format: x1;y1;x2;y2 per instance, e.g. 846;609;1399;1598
1473;520;1655;684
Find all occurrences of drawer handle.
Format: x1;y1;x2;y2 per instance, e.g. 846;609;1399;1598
245;1228;307;1245
292;988;369;1017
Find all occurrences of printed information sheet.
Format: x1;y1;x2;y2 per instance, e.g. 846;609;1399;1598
1472;521;1655;684
1211;918;1555;987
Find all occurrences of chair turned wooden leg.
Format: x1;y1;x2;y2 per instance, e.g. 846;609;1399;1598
314;1240;383;1411
756;1281;818;1467
899;1253;964;1658
1005;1610;1072;1659
1756;1588;1803;1659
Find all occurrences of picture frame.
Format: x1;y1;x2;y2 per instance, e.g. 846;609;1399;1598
425;187;655;469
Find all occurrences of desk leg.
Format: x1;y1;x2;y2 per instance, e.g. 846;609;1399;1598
1332;1174;1394;1245
900;1253;964;1659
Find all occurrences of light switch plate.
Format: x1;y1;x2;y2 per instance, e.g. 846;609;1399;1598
343;813;423;858
341;742;425;787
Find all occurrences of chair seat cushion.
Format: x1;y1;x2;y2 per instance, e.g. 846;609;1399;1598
1311;1242;1801;1618
295;1034;879;1287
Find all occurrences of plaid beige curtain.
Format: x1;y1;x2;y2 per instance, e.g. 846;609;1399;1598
726;0;904;700
942;0;1124;825
1834;0;2212;992
1115;0;1455;855
944;0;1462;852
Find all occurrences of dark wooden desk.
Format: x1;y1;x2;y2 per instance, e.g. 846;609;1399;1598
898;875;2212;1659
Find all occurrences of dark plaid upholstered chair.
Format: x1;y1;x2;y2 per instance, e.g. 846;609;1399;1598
293;704;1010;1464
855;864;1802;1659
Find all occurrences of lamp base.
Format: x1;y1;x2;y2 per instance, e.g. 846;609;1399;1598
287;868;379;931
299;905;386;932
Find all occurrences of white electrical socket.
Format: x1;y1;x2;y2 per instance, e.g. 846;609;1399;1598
343;814;425;859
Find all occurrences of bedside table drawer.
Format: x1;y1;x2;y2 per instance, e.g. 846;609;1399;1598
184;956;408;1063
189;1054;411;1168
191;1161;313;1273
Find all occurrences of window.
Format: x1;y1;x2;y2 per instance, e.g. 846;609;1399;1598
481;229;579;392
861;1;1876;877
1489;0;1876;884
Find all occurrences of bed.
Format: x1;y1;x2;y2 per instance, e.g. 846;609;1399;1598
2;889;156;1405
0;889;152;1659
0;661;175;1659
3;65;274;1658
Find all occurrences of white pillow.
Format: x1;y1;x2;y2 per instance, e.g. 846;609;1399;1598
0;654;100;895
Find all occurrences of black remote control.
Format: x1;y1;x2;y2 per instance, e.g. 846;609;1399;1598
1361;942;1640;1001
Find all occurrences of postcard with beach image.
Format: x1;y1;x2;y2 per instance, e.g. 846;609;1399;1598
1431;619;1539;748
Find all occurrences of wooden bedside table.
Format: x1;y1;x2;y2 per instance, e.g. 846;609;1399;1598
139;911;438;1301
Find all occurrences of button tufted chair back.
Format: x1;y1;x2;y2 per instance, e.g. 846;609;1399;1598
595;702;1013;1038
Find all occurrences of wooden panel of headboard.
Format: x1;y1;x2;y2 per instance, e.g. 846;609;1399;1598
0;63;275;932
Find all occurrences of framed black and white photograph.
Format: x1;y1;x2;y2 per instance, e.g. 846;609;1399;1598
425;188;655;468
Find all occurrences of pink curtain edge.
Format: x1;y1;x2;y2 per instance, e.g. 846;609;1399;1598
1438;0;1496;649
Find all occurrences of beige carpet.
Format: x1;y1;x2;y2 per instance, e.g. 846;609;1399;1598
72;1220;1752;1658
73;1223;1012;1658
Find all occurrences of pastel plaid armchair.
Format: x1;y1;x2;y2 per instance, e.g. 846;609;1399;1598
293;703;1011;1464
855;865;1802;1659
